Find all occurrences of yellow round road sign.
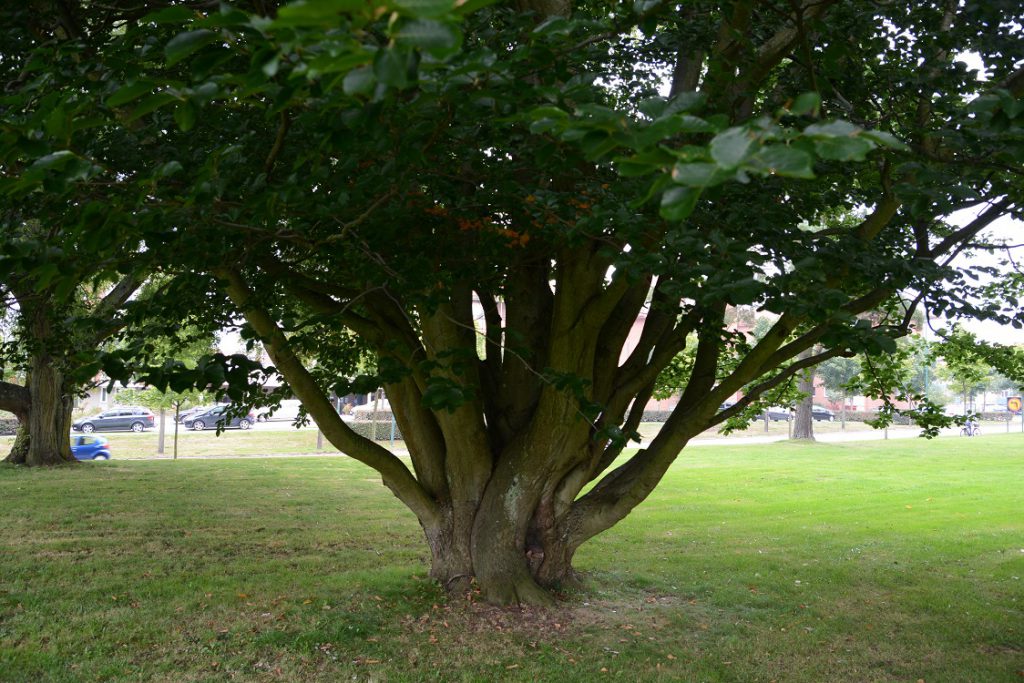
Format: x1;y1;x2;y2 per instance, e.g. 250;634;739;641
1008;396;1022;412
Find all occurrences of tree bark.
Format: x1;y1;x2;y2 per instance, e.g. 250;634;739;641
792;359;816;441
3;299;77;466
3;362;75;466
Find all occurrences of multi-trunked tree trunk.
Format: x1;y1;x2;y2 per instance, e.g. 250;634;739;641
216;236;862;604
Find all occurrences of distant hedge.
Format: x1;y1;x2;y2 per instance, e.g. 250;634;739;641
641;409;1015;426
350;410;394;422
342;409;1007;436
348;420;402;441
0;418;17;436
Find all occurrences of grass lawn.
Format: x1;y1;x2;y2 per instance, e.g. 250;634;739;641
0;425;406;460
1;436;1021;682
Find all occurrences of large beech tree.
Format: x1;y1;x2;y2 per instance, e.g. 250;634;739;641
5;1;1024;603
0;5;170;465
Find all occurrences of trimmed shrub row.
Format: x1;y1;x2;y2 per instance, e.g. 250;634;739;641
643;409;1016;425
0;418;18;436
348;420;403;441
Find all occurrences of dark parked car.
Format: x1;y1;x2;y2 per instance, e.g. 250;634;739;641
182;405;255;431
72;406;155;433
812;406;836;422
763;407;791;421
71;434;111;460
176;405;214;423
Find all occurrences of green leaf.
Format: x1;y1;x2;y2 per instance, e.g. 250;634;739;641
578;131;618;161
789;91;821;117
671;162;725;187
393;0;454;19
156;161;184;177
53;272;78;303
452;0;499;15
169;370;199;394
343;66;376;95
126;92;181;122
71;116;107;132
996;89;1023;119
165;29;219;67
660;186;701;220
107;81;155;107
529;106;569;122
306;49;371;76
421;377;473;412
530;118;563;135
393;19;461;57
638;96;668;119
27;150;76;172
674;115;716;133
140;6;197;24
664;91;705;115
710;127;754;168
860;129;909;151
629;115;709;148
613;148;675;177
373;48;412;88
31;263;60;292
804;120;860;137
173;101;197;132
262;55;280;77
44;106;69;141
814;136;874;161
754;146;815;178
274;0;366;28
726;277;763;305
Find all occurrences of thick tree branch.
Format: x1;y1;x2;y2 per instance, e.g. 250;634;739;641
216;267;440;524
925;199;1014;258
0;381;30;419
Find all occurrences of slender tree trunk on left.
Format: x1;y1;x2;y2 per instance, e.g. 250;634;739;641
158;407;166;454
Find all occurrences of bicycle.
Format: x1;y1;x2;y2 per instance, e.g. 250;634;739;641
960;423;981;437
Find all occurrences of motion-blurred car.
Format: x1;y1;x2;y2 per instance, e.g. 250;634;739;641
182;405;255;431
71;434;111;460
72;406;155;433
811;406;836;421
176;405;214;423
763;407;791;421
255;399;303;422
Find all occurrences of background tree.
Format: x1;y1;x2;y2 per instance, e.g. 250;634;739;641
5;1;1024;604
936;329;997;415
0;4;166;465
818;356;862;429
113;387;213;459
791;349;816;441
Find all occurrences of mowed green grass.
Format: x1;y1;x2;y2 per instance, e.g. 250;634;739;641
0;436;1021;682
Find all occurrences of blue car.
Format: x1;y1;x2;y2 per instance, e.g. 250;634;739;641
71;434;112;460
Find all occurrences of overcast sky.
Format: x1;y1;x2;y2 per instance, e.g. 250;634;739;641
943;209;1024;346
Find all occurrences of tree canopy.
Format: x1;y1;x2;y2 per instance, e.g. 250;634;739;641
2;0;1023;603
